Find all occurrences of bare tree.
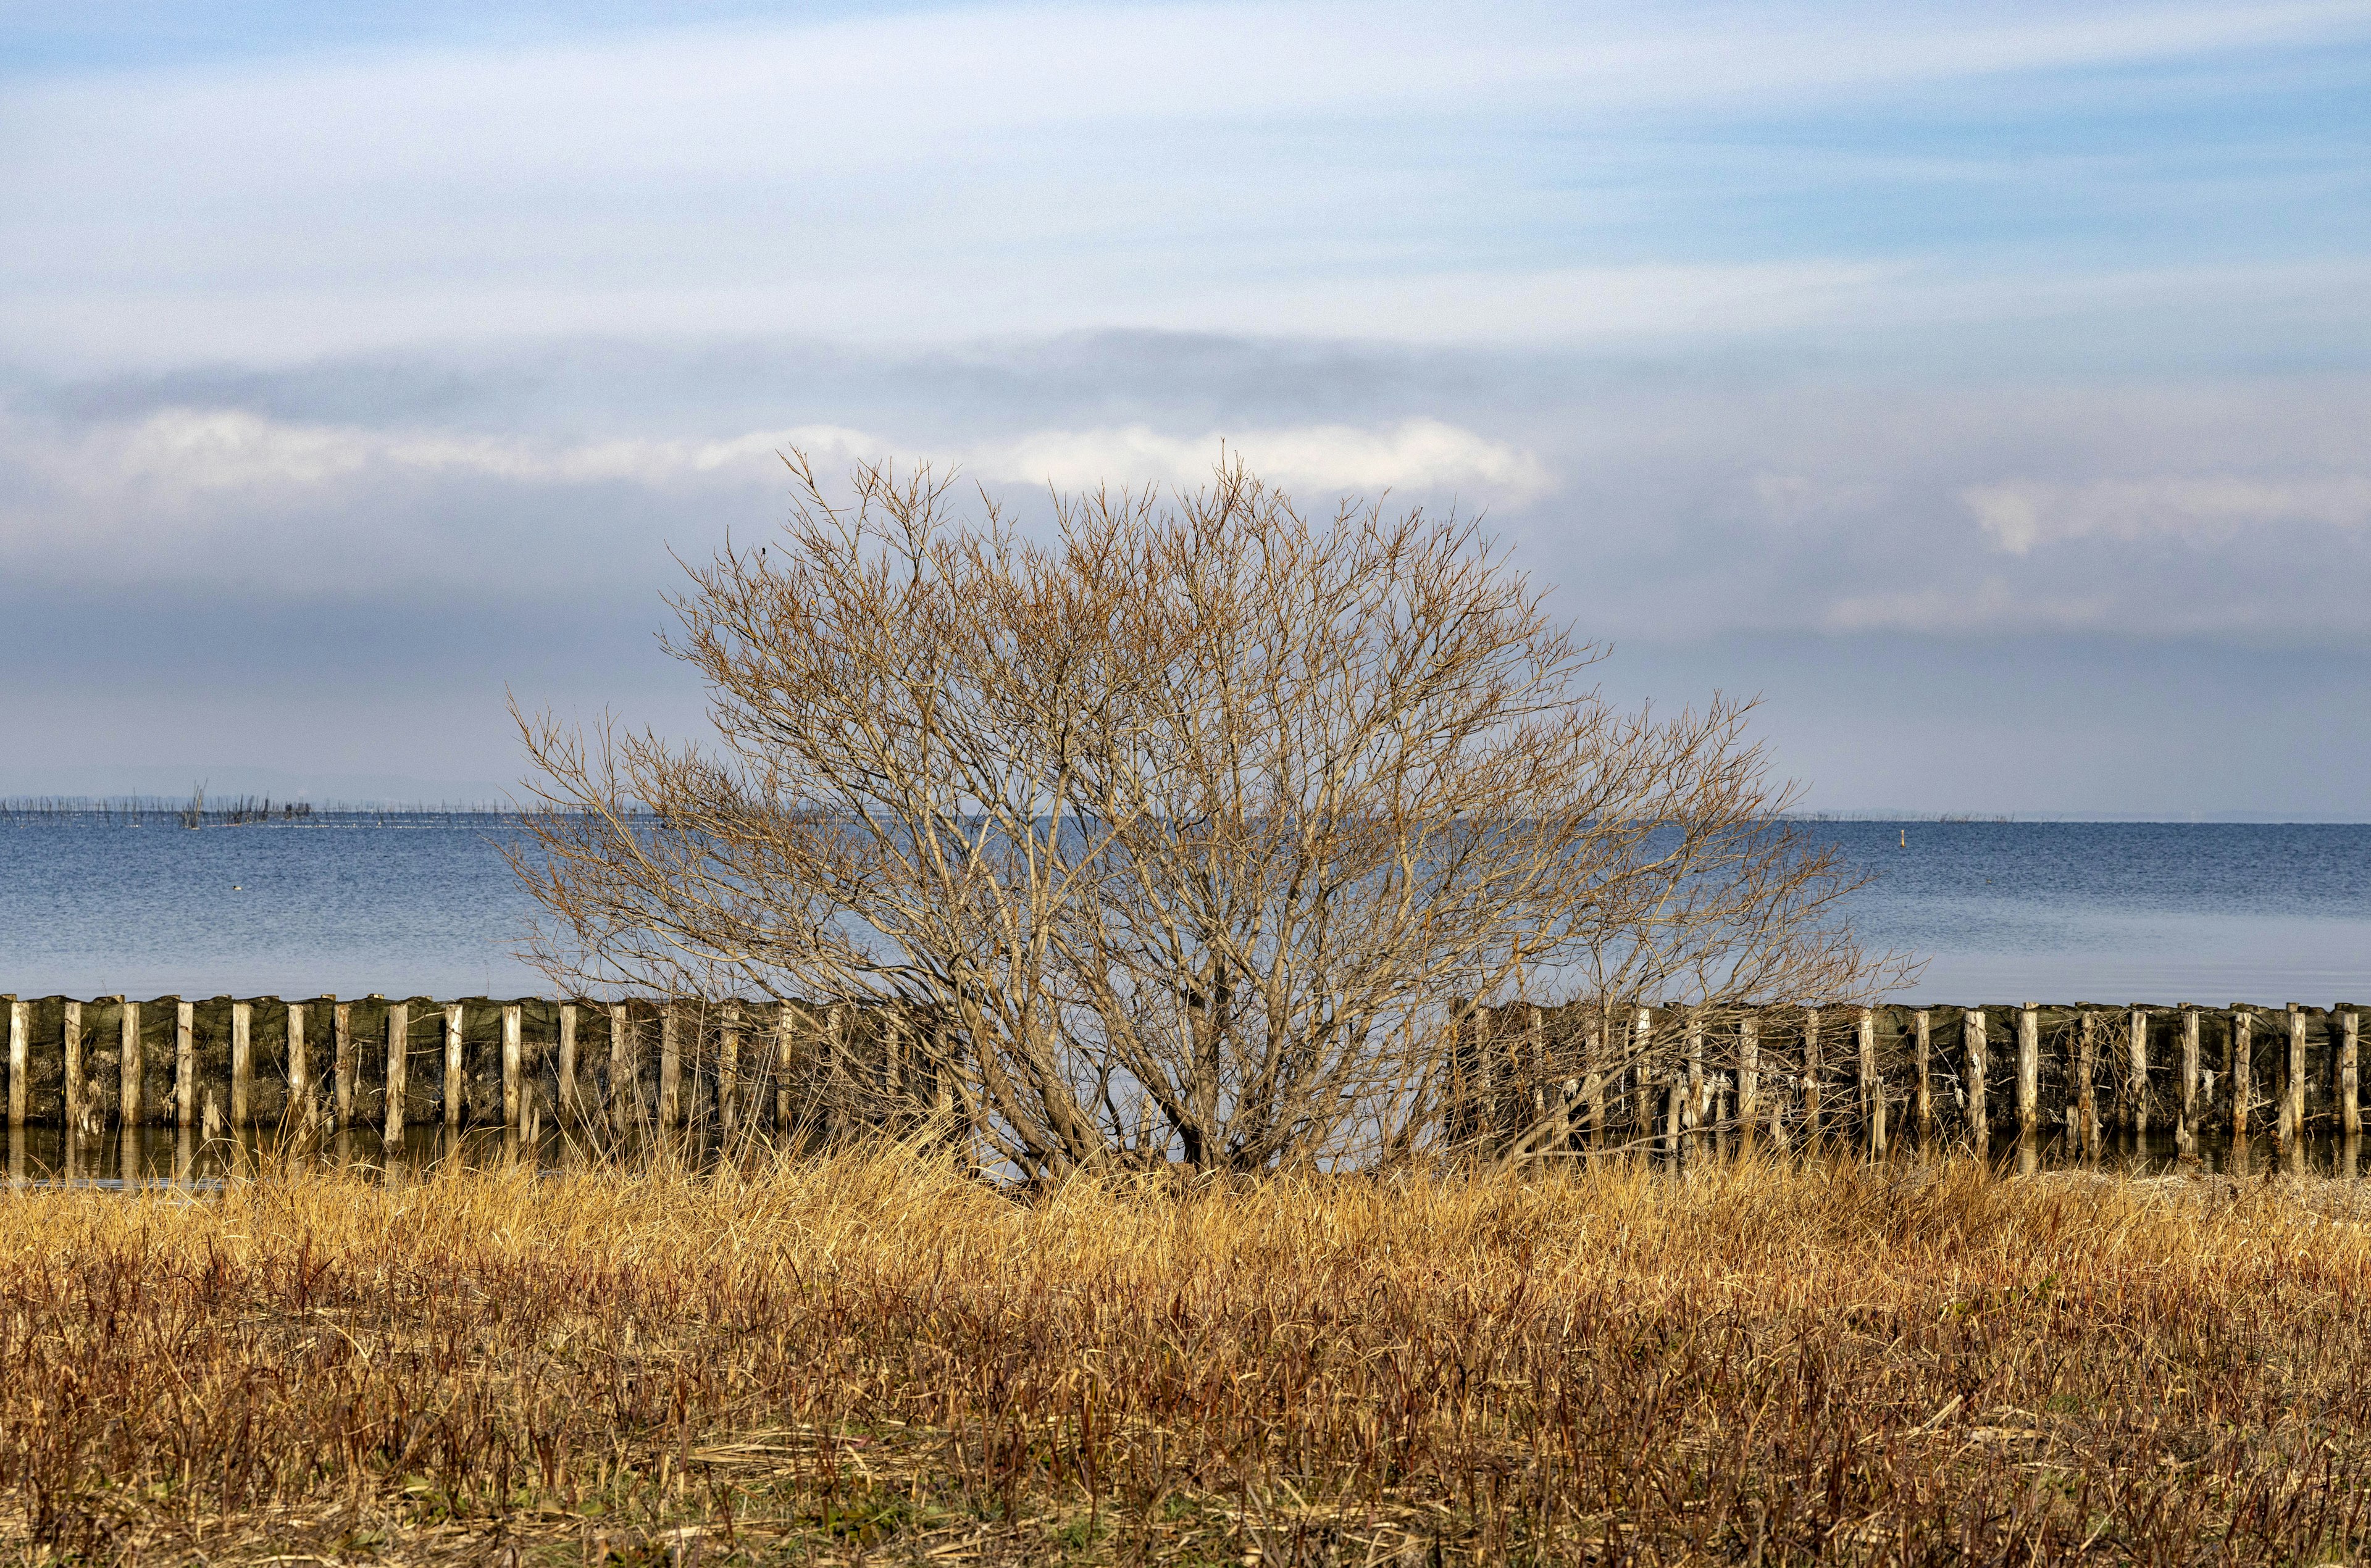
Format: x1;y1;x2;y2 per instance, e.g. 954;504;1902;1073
511;454;1904;1177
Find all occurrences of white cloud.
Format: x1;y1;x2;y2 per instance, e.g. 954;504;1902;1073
6;406;1551;516
1966;473;2371;554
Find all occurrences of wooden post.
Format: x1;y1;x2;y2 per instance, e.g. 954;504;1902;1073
2233;1009;2253;1138
2180;1006;2201;1137
443;1003;464;1126
824;1003;848;1142
658;1003;682;1130
1534;1005;1567;1154
6;998;25;1128
230;1001;253;1128
2076;1011;2098;1156
385;1002;409;1147
1684;1007;1705;1141
2127;1007;2148;1136
1859;1007;1883;1158
333;1003;354;1128
2017;1005;2039;1135
502;1004;522;1129
120;1001;143;1127
2343;1011;2361;1137
2281;1005;2306;1148
558;1003;579;1122
1581;1020;1605;1150
288;1001;310;1121
776;1001;799;1132
609;1003;635;1128
1663;1071;1682;1156
1801;1007;1821;1145
719;1001;742;1134
175;1001;196;1129
62;1001;83;1133
1913;1009;1932;1142
1965;1009;1988;1156
1736;1013;1760;1148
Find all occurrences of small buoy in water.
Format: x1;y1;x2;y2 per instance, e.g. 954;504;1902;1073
1899;829;1906;848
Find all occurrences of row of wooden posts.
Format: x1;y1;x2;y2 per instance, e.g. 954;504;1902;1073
2;993;2363;1158
0;995;943;1140
1458;1001;2365;1159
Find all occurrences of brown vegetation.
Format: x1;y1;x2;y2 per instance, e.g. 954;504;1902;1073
2;1148;2366;1563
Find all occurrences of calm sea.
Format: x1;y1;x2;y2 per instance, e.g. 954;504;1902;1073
1;817;2365;1003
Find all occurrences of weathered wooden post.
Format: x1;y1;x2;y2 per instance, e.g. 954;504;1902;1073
120;1000;143;1127
502;1003;522;1129
1581;1015;1607;1151
658;1002;682;1130
1965;1009;1988;1156
62;1001;83;1133
333;1002;355;1128
2280;1005;2306;1149
1913;1009;1933;1143
2126;1007;2148;1137
2017;1005;2039;1136
176;1001;196;1129
1683;1006;1705;1148
824;1002;848;1142
6;998;24;1128
442;1004;465;1127
1662;1068;1683;1156
1736;1011;1760;1151
1859;1007;1883;1158
230;1000;253;1128
1801;1007;1821;1145
2343;1011;2362;1137
287;1001;311;1121
609;1003;635;1129
775;1001;800;1133
2233;1008;2253;1139
385;1002;410;1148
2179;1006;2201;1145
719;999;742;1134
2075;1011;2098;1156
557;1003;579;1121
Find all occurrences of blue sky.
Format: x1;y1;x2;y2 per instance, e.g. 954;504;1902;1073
2;1;2368;812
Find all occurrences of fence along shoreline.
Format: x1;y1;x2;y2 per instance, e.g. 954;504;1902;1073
0;993;2361;1164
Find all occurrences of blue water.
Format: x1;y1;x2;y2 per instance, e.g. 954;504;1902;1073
0;817;2365;1003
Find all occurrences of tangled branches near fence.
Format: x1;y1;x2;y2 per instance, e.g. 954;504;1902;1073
1;1149;2367;1563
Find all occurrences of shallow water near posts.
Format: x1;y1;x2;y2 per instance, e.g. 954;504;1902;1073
2;1122;2362;1188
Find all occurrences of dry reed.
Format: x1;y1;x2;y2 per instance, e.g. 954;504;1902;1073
1;1149;2366;1563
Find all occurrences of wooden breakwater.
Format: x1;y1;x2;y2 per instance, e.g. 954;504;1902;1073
0;993;949;1141
1451;1001;2364;1159
1;993;2362;1163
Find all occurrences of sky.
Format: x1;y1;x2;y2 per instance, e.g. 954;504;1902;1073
1;0;2367;815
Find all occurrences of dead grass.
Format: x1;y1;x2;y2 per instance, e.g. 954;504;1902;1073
0;1147;2366;1564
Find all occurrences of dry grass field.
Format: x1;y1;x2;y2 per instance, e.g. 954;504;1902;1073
1;1146;2366;1565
